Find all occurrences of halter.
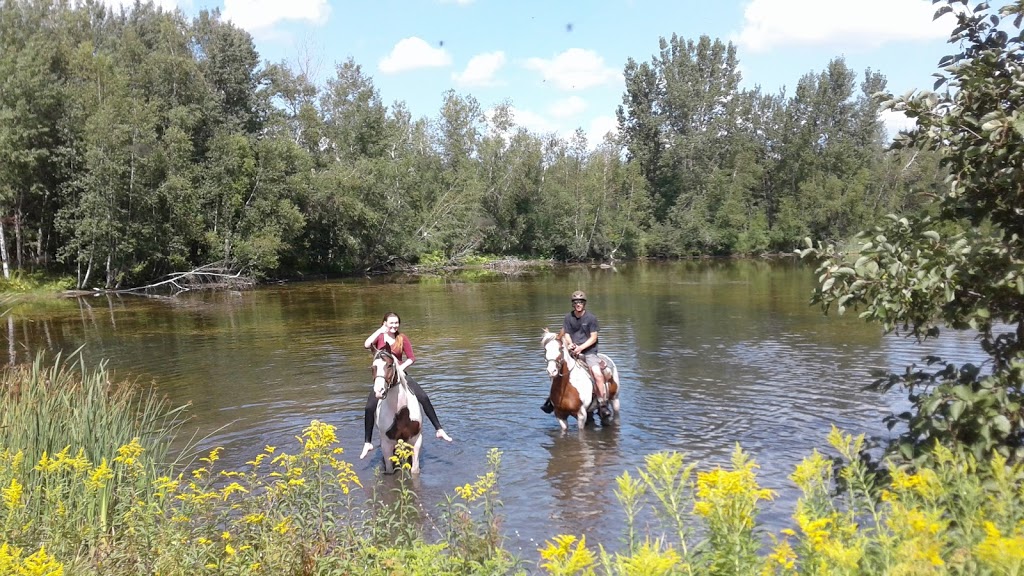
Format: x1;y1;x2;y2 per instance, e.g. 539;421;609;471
542;332;565;378
371;348;400;398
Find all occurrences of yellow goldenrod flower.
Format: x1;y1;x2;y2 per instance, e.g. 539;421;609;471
114;437;145;468
21;545;65;576
34;451;58;474
300;420;338;452
84;458;114;491
200;447;223;466
2;478;23;510
976;521;1024;566
220;482;249;500
539;534;596;575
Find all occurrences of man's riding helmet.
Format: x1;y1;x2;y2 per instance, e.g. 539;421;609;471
571;290;587;302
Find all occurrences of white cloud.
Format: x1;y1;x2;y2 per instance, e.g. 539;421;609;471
500;107;559;135
735;0;951;53
379;37;452;74
99;0;183;11
453;51;506;87
548;96;588;119
221;0;329;33
587;115;619;144
524;48;621;91
880;109;916;138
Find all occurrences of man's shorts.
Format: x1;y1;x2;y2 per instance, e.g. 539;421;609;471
581;351;601;369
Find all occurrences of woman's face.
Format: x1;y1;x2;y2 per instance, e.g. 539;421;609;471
383;315;401;334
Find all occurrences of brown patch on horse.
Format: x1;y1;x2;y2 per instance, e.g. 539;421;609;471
385;407;422;441
549;356;583;417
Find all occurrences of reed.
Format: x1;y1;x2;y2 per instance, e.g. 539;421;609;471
0;348;187;479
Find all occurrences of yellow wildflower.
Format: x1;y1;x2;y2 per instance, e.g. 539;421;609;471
114;437;145;468
21;545;65;576
300;420;338;452
762;539;796;574
2;478;23;510
84;458;114;491
790;450;832;494
34;451;58;474
220;482;249;500
200;447;223;466
539;535;596;575
976;521;1024;566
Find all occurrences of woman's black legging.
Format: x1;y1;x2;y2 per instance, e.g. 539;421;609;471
364;376;443;443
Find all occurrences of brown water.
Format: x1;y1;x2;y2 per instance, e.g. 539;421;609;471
2;259;982;558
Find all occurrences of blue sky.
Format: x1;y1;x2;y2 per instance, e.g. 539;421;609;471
109;0;958;143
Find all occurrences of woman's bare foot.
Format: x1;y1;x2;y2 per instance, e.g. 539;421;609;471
436;429;453;442
359;442;373;459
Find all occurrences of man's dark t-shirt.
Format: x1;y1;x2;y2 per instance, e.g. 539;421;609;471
563;310;599;356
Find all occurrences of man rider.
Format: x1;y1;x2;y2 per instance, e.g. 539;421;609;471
541;290;612;419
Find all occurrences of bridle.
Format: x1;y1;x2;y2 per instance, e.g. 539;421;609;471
543;334;567;378
371;348;399;398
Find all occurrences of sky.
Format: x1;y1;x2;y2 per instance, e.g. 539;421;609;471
102;0;960;144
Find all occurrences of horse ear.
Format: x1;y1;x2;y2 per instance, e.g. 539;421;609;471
543;327;550;334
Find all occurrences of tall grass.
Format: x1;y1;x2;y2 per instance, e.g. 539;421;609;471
0;348;187;478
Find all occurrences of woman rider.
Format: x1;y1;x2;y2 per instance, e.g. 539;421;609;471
361;312;452;459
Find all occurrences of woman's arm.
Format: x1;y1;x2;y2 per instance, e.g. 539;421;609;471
398;337;416;371
364;325;385;350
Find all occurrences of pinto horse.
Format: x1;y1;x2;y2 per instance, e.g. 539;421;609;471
370;346;423;474
541;328;621;431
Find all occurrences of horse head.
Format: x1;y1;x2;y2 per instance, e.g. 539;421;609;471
542;328;564;378
371;346;399;399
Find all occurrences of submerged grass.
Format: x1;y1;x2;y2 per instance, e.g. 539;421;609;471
2;356;1024;575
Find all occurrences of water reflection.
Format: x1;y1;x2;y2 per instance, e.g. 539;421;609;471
0;260;988;554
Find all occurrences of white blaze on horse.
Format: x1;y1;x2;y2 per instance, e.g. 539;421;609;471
370;346;424;474
541;328;621;431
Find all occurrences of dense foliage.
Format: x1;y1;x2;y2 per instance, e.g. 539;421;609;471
804;0;1024;466
0;0;939;288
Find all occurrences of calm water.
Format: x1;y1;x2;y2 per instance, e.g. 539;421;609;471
3;260;982;557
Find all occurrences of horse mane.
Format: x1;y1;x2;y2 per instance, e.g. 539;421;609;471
541;329;564;346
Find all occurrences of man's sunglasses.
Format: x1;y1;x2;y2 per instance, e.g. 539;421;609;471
572;299;586;304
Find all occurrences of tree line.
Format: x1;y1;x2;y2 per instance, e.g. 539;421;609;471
0;0;946;289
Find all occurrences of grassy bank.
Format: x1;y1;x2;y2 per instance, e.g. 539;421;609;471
2;357;1023;575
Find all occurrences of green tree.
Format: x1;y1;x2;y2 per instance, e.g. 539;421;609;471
804;0;1024;464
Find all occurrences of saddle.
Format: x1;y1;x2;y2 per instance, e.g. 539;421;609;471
572;354;611;398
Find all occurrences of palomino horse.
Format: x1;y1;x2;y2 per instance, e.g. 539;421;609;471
370;346;423;474
541;328;621;431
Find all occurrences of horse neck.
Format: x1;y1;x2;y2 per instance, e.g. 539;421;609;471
385;372;412;407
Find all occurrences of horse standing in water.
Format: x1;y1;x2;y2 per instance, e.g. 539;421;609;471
370;346;423;474
541;328;621;431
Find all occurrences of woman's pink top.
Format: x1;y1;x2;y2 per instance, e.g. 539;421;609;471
372;334;415;363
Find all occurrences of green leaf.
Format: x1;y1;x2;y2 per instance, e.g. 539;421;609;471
993;415;1011;436
949;400;966;421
